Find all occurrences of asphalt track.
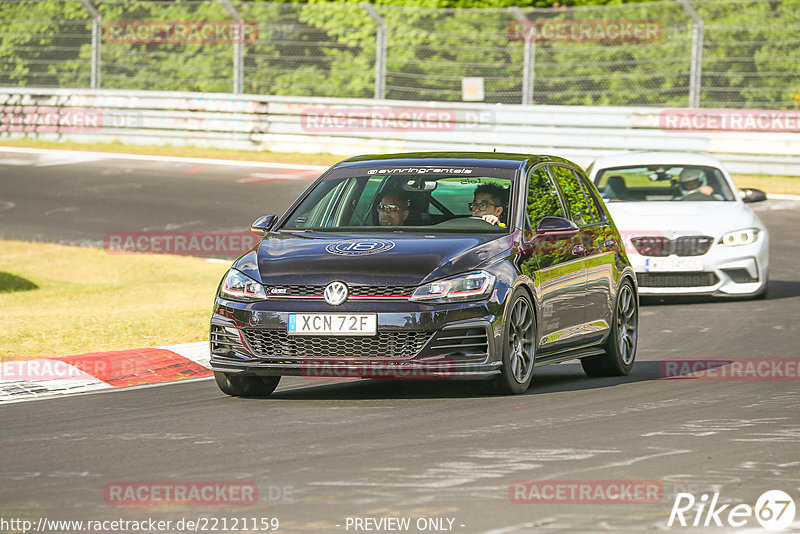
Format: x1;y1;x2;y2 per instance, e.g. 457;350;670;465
1;149;800;533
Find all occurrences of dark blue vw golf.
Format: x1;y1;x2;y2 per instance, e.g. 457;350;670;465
210;152;638;395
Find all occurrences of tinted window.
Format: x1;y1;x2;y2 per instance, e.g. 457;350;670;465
526;167;563;226
572;169;604;223
550;165;594;226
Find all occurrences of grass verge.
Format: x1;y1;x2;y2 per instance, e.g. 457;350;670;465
0;239;230;361
730;174;800;196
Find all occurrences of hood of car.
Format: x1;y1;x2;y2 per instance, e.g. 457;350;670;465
243;231;510;287
605;201;762;238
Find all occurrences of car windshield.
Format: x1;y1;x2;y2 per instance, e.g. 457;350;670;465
281;168;514;232
595;165;735;202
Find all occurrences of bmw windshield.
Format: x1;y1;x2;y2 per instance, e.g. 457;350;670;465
281;167;515;232
595;165;735;202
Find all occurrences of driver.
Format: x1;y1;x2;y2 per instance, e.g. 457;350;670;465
469;183;508;226
676;168;722;199
377;191;410;226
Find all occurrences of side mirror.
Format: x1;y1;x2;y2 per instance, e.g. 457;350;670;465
740;188;767;203
536;216;580;237
250;215;277;237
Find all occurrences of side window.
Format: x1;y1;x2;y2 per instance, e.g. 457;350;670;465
526;166;564;227
550;165;593;226
572;169;604;223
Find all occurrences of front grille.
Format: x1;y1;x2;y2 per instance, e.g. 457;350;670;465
721;268;758;283
242;329;430;358
674;236;714;256
428;328;489;356
637;272;719;288
266;285;414;298
631;236;714;257
631;236;669;257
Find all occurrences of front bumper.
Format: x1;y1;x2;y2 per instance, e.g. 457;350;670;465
631;237;768;296
209;296;506;380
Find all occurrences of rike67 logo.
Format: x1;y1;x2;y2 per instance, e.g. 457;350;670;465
668;490;796;531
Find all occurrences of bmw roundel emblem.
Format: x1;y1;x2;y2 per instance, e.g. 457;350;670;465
325;239;395;256
324;281;348;306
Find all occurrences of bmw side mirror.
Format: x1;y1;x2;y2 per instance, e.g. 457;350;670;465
536;216;580;237
251;215;277;236
740;188;767;203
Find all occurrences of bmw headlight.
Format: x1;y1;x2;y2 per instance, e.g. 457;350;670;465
410;271;496;303
220;269;267;301
721;228;759;247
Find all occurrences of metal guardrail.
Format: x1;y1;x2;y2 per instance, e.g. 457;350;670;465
2;88;799;176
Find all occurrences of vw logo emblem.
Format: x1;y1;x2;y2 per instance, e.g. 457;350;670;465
324;281;348;306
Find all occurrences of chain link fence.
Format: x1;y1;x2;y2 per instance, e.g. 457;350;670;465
1;0;798;109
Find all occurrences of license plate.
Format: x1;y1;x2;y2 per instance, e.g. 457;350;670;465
288;314;377;336
643;257;704;272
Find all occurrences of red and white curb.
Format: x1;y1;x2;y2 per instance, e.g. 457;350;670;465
0;342;212;403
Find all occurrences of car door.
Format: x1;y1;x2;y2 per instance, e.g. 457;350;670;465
572;168;617;344
545;164;597;346
518;165;587;352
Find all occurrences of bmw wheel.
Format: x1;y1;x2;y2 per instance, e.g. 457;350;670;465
493;288;536;394
214;372;281;397
581;280;637;377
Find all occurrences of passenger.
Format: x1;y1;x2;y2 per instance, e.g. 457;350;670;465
377;191;410;226
470;183;508;226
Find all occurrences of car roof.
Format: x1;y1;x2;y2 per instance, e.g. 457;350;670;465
333;152;576;170
590;151;726;171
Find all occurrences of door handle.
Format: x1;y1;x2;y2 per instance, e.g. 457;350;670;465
604;239;617;248
572;245;586;255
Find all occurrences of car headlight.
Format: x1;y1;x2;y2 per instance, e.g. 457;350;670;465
220;269;267;301
410;271;496;303
720;228;759;247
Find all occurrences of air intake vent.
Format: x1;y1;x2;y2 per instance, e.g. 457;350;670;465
428;327;489;356
637;272;719;288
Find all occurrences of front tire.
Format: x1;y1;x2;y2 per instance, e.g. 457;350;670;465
493;289;537;395
581;280;637;377
214;372;281;397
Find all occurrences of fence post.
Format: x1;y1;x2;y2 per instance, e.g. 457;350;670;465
361;3;387;100
220;0;244;94
677;0;703;108
79;0;101;89
510;7;534;106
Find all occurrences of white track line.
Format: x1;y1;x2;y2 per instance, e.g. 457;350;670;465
0;146;330;171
